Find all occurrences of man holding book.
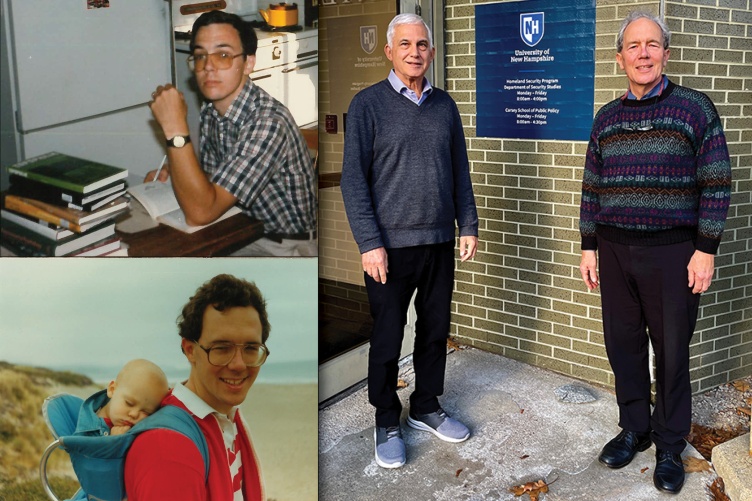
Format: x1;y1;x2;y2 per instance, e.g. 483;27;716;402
146;10;317;256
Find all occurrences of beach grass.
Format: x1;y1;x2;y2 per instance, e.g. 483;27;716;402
0;363;89;500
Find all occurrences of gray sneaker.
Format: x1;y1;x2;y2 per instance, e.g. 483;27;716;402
407;407;470;443
374;425;406;468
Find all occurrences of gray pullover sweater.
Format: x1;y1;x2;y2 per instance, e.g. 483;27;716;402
341;79;478;254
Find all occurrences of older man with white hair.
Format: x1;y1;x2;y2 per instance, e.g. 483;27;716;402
579;10;731;494
341;13;479;469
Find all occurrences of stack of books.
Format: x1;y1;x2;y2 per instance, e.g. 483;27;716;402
1;152;130;256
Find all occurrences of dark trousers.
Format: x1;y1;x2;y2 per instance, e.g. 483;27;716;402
597;236;701;452
365;241;455;427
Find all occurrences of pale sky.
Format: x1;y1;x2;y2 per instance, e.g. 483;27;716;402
0;258;317;382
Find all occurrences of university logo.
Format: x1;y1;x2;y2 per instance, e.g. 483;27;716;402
360;25;378;54
520;12;544;47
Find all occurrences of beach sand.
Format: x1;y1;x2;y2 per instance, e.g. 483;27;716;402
242;383;318;501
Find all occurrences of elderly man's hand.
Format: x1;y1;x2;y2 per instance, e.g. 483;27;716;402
459;236;478;262
580;250;599;291
362;247;388;284
687;250;714;294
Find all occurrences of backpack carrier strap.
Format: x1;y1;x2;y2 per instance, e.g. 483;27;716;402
40;404;210;501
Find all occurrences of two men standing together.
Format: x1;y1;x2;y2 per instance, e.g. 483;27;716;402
341;10;731;497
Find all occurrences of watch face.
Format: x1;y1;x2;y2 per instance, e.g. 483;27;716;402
173;136;186;148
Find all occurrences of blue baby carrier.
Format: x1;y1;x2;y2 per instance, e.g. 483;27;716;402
40;391;210;501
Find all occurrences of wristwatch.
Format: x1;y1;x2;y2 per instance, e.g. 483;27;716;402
166;135;191;148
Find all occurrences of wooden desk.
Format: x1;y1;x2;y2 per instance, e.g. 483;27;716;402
119;213;264;257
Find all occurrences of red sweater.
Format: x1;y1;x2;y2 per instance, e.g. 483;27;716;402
124;392;264;500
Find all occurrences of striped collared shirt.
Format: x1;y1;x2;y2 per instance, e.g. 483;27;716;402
200;79;316;234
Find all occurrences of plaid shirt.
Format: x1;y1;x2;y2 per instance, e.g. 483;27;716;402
200;80;316;234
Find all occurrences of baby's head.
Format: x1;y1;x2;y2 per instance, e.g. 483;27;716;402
100;359;169;428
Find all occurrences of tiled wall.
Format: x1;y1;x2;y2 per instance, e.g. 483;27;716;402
319;0;752;393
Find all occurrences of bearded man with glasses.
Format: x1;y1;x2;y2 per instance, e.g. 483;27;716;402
147;10;317;256
578;11;731;495
124;274;270;500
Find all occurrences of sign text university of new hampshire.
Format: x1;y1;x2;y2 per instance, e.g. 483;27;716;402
475;0;596;141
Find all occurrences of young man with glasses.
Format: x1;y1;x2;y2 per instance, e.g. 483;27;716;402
578;11;731;495
124;274;270;500
147;10;317;256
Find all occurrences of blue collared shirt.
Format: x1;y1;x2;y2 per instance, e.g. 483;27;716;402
626;75;668;100
387;69;433;105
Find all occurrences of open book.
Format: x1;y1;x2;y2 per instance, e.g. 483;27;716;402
127;181;242;234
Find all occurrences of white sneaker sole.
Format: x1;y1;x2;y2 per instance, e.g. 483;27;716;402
373;429;405;469
406;415;470;443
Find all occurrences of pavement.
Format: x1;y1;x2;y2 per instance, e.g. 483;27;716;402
319;347;722;501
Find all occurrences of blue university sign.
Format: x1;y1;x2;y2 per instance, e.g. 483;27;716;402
475;0;595;140
520;12;544;47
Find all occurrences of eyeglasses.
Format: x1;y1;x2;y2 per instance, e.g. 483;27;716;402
619;80;664;132
194;341;269;367
187;51;245;71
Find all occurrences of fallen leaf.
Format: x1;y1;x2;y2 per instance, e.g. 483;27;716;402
519;454;529;460
396;379;408;389
447;337;462;351
732;380;751;392
510;479;549;500
683;456;711;473
707;477;731;501
455;468;463;477
736;407;751;417
640;467;649;473
520;408;525;414
687;423;747;460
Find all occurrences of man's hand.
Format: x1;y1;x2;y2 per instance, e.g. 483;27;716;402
459;236;478;262
580;250;599;291
144;164;171;183
362;247;388;284
688;250;714;294
149;84;189;139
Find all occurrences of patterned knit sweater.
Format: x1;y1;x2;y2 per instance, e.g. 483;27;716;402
579;80;731;255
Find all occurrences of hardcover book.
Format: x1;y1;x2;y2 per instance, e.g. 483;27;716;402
6;152;128;194
1;209;76;241
0;219;116;256
9;174;127;209
3;194;129;233
68;236;123;257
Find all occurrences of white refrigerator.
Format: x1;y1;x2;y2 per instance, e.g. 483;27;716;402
0;0;173;190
